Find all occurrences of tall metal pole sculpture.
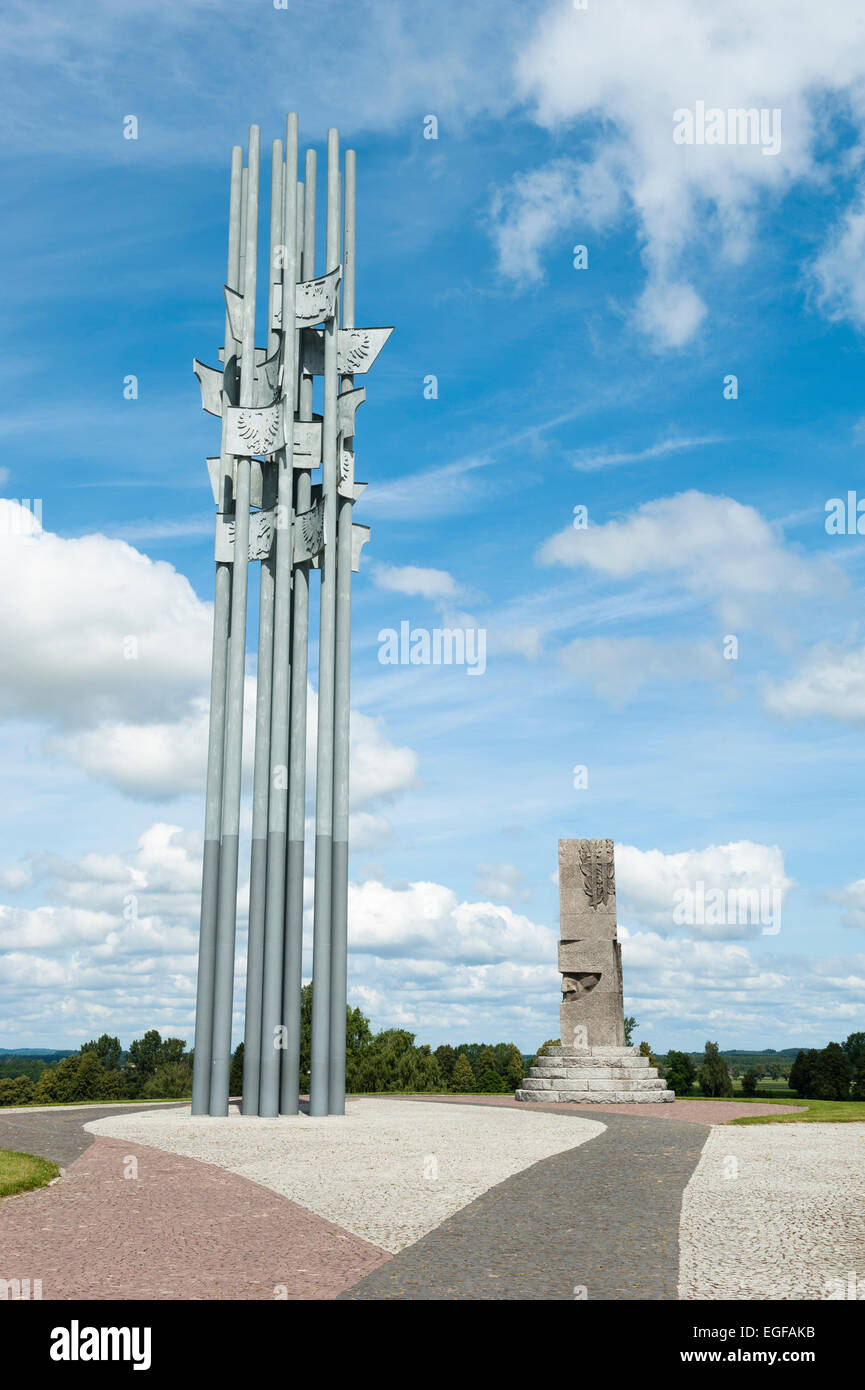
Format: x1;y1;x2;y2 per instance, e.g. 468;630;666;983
191;146;242;1117
192;116;391;1116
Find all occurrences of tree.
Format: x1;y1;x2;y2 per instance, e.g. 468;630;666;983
842;1032;865;1073
126;1030;165;1091
161;1037;188;1066
81;1035;123;1071
665;1050;696;1097
503;1044;525;1091
478;1067;504;1094
74;1051;107;1101
50;1054;83;1103
451;1053;475;1093
623;1016;637;1046
229;1042;244;1097
789;1045;851;1101
698;1041;733;1098
741;1068;759;1097
769;1062;782;1080
529;1038;560;1070
731;1064;741;1079
809;1042;851;1101
99;1068;127;1101
788;1049;816;1097
34;1068;56;1104
852;1052;865;1102
434;1045;456;1084
142;1062;193;1099
638;1040;657;1066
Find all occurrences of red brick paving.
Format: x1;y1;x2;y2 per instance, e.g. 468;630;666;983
0;1134;389;1301
413;1093;805;1123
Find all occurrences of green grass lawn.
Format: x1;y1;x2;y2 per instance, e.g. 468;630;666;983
685;1094;865;1124
0;1147;59;1198
0;1096;191;1109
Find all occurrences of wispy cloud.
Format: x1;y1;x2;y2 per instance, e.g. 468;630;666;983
571;434;724;472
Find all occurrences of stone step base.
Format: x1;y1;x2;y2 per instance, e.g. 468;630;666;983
521;1075;667;1092
535;1058;652;1071
530;1063;651;1078
545;1046;640;1057
515;1088;675;1104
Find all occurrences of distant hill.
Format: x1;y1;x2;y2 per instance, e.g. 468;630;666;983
657;1047;807;1065
0;1048;75;1058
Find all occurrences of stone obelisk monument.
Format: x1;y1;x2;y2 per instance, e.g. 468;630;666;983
516;839;673;1103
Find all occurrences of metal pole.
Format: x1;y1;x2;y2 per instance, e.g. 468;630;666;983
281;150;316;1115
242;140;284;1115
309;129;341;1116
210;126;260;1117
281;156;315;1113
329;148;356;1114
259;114;298;1117
192;146;242;1116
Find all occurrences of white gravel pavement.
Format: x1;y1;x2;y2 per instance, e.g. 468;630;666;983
679;1122;865;1299
87;1098;604;1253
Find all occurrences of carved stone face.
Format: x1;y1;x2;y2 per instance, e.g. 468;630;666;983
561;972;601;997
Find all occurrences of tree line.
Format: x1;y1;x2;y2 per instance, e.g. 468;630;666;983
0;987;527;1106
662;1033;865;1100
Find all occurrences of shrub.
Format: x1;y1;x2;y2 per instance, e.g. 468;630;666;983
741;1068;759;1097
0;1075;35;1106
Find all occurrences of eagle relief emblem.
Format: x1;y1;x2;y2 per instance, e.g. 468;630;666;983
578;839;615;908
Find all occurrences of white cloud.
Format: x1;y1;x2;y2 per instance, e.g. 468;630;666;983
373;564;461;601
0;503;419;804
765;643;865;722
837;878;865;930
347;878;554;964
558;635;724;702
813;191;865;328
634;280;707;348
473;861;532;904
0;500;210;730
571;433;722;473
496;0;865;342
538;490;835;625
615;840;794;940
1;822;860;1053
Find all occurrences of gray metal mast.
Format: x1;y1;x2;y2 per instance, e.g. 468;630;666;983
329;148;356;1114
258;115;298;1118
192;146;242;1116
242;139;284;1115
193;117;390;1118
309;129;341;1116
281;149;317;1114
210;127;260;1116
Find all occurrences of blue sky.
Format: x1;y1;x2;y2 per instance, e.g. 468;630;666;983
2;0;865;1054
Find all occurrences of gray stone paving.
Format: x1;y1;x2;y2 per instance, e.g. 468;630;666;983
0;1103;186;1167
340;1108;708;1300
